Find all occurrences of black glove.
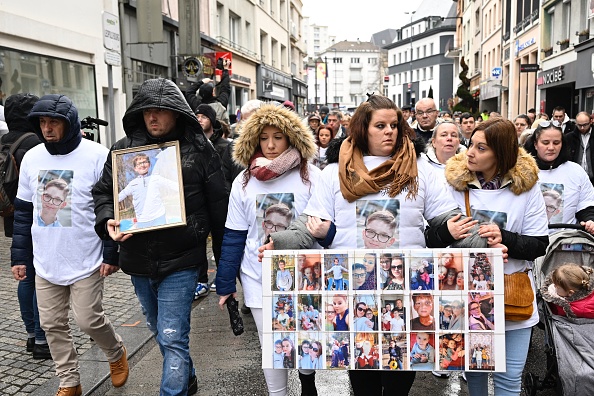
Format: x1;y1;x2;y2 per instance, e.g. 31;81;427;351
226;296;244;336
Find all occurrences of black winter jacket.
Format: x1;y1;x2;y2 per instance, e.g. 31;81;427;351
92;78;229;278
1;93;42;237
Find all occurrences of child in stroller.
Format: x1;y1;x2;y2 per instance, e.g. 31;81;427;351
540;263;594;319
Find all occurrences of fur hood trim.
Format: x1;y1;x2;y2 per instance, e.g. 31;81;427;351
444;147;539;195
232;104;317;167
540;266;594;318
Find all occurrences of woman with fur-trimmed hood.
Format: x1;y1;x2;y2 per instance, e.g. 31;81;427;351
444;117;549;395
215;104;320;395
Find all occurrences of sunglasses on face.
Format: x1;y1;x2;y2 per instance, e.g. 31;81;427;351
391;265;403;270
312;347;319;352
357;306;367;311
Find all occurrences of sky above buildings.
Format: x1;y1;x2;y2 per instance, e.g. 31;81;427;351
302;0;414;42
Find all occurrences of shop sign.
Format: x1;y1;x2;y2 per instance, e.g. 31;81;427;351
537;66;564;86
515;37;536;56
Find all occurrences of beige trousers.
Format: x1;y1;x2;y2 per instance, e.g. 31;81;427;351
36;270;124;387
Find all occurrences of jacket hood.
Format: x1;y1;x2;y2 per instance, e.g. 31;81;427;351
5;93;39;133
232;104;317;167
123;78;202;143
27;94;81;155
424;143;466;165
541;267;594;319
445;147;539;195
523;132;571;170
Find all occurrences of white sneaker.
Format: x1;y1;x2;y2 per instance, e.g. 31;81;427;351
209;281;216;292
194;283;209;300
461;372;467;382
432;370;450;378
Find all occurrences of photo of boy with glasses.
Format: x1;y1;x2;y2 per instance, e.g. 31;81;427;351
37;177;70;227
356;200;399;249
256;195;294;243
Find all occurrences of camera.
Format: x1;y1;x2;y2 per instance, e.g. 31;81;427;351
216;57;230;70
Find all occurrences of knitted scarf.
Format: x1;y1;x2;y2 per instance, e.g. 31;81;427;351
338;136;419;203
249;146;301;181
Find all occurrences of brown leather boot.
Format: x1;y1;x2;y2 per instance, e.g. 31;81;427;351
55;385;82;396
109;346;129;387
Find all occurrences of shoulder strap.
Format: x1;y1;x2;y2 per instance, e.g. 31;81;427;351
8;133;36;156
464;189;471;217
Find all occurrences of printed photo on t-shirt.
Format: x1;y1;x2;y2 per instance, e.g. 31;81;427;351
36;170;73;228
471;209;507;229
355;199;400;249
256;193;295;244
541;183;564;224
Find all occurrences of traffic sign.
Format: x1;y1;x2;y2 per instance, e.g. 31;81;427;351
103;12;120;53
491;67;502;80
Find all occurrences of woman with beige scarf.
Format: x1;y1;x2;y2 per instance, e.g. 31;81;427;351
261;95;477;395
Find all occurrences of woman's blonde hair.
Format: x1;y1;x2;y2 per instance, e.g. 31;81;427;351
551;263;593;292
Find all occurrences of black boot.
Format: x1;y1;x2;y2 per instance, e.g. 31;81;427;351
299;372;318;396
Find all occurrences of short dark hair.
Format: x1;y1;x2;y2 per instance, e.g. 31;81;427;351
552;106;566;114
527;108;536;114
460;112;474;122
471;118;518;177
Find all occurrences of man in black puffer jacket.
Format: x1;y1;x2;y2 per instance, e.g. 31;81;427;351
92;78;228;395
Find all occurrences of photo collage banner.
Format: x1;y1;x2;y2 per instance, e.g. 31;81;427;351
262;248;506;372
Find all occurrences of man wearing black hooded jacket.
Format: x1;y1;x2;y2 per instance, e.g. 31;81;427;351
92;78;228;395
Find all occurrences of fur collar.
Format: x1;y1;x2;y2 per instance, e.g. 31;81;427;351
540;267;594;318
444;147;539;195
232;104;316;167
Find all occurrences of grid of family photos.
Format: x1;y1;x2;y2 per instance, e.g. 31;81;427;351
261;248;506;372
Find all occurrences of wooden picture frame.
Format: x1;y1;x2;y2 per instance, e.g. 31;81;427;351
111;141;185;234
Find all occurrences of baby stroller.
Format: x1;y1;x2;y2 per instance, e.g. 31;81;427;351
524;225;594;396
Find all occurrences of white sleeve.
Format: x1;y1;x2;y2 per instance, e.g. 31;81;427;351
15;154;34;203
523;184;550;236
224;179;250;231
419;161;459;220
303;165;337;221
576;168;594;213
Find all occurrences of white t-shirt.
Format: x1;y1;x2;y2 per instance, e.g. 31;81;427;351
17;139;109;286
390;316;405;331
225;164;321;308
448;181;549;330
304;156;458;249
538;161;594;228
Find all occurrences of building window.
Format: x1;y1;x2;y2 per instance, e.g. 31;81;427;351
399;53;402;64
333;57;343;63
351;58;360;63
229;13;240;44
430;43;434;55
422;68;426;80
429;66;434;79
368;57;377;64
423;45;426;57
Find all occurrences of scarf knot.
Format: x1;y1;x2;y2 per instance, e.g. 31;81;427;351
249;146;301;181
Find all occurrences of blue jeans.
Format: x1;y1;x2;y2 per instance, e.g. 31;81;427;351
131;269;198;396
17;261;45;341
466;327;532;396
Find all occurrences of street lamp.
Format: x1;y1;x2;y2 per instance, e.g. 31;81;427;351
405;11;416;107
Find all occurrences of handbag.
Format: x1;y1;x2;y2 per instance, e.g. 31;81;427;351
464;190;534;321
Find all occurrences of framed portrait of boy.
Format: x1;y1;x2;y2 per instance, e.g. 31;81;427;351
111;141;186;234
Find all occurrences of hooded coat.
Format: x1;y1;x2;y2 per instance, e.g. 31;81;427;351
92;78;229;278
215;104;320;308
1;93;42;237
541;266;594;319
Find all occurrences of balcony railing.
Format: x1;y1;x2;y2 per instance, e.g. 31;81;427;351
216;36;258;59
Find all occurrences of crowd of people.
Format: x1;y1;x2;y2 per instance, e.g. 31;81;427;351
6;73;594;396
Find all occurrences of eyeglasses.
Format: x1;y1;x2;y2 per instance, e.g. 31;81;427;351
263;220;287;232
42;193;64;206
302;345;310;348
357;306;367;311
364;228;392;243
353;273;366;279
391;265;403;270
577;122;591;128
312;348;319;352
470;305;480;310
538;120;562;129
416;109;437;117
546;205;558;213
135;160;150;166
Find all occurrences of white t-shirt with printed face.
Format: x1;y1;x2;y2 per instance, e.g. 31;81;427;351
225;164;321;309
448;181;549;330
304;156;458;249
538;161;594;228
17;139;109;286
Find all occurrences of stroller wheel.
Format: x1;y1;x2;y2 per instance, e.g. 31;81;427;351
524;372;538;396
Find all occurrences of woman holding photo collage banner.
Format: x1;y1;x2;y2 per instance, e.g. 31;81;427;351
215;104;321;396
260;95;481;395
444;117;549;395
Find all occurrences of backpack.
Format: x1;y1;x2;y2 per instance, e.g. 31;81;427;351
0;132;36;217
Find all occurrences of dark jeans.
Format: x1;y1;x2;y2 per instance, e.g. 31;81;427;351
349;370;416;396
17;261;46;341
